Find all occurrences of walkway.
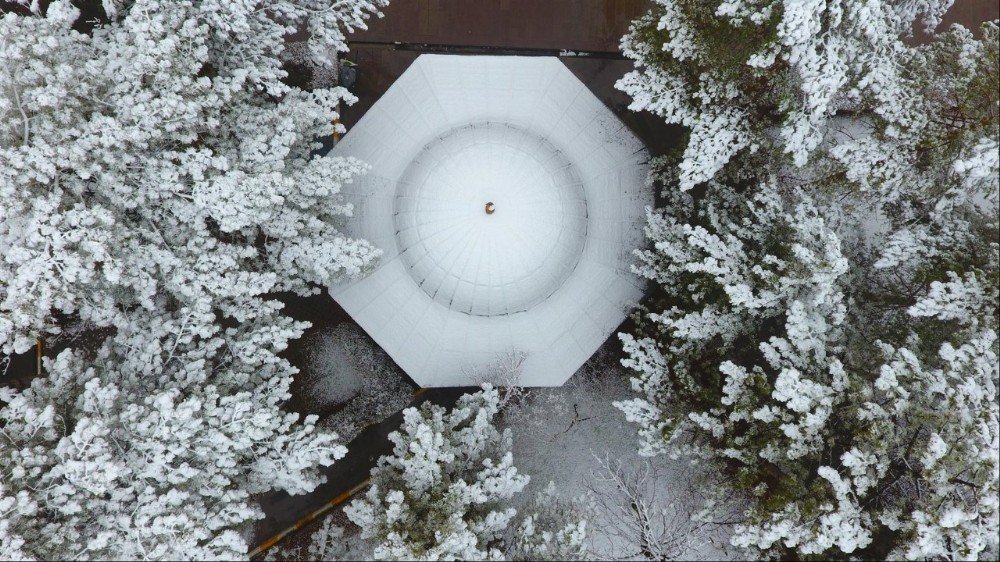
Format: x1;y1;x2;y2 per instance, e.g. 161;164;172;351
252;388;472;552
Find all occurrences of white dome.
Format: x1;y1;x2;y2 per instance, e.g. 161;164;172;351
395;122;587;316
330;55;651;387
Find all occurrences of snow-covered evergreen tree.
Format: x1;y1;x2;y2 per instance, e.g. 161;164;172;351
1;0;386;558
507;482;590;561
0;0;384;354
345;386;590;561
0;308;344;560
265;519;369;561
617;0;955;190
617;2;999;559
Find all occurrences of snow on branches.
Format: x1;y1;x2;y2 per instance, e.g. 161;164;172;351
0;0;385;354
346;386;590;561
617;0;954;190
617;1;999;559
1;0;386;558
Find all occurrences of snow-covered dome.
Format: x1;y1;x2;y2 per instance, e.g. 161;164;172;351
395;122;587;316
330;55;651;386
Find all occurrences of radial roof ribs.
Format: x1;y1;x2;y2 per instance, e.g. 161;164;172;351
329;55;650;387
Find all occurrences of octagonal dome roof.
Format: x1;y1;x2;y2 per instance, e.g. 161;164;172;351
395;122;588;317
329;54;651;387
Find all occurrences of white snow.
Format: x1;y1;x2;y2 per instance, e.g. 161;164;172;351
329;55;651;387
502;346;737;560
395;122;587;316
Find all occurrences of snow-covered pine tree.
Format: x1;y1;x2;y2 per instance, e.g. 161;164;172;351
0;306;344;560
0;0;384;354
345;386;590;561
507;482;590;561
265;519;367;561
1;0;386;558
617;0;955;190
616;1;999;559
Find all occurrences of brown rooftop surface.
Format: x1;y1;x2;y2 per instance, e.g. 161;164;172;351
352;0;649;52
338;1;682;155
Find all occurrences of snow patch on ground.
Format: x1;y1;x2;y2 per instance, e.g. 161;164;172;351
501;341;737;560
298;326;365;410
295;323;415;442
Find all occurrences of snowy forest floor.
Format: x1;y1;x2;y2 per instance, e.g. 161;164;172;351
255;327;737;560
501;345;736;560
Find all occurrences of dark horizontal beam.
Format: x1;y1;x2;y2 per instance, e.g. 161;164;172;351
346;40;627;60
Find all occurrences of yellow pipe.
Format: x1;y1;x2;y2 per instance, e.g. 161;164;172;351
248;386;426;557
247;478;371;559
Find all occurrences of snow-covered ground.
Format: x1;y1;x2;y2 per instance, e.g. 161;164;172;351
295;323;415;443
501;341;737;560
274;336;736;561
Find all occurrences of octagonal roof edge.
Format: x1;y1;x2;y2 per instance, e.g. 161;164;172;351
328;54;652;387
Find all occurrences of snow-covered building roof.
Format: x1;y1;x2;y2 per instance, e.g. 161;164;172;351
329;55;651;386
